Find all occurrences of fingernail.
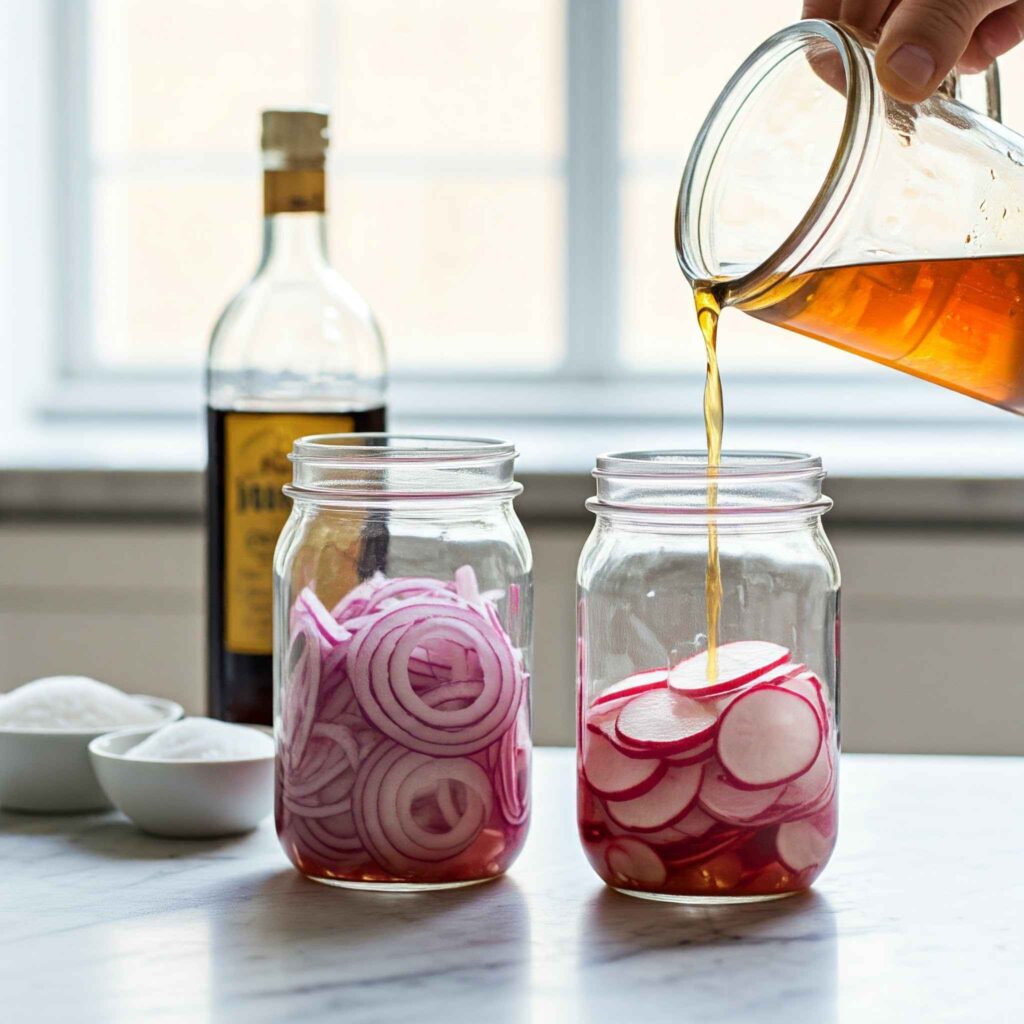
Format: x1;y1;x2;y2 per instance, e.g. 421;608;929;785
886;44;936;89
978;14;1023;59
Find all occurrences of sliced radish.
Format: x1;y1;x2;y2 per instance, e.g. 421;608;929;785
715;684;822;789
668;803;717;838
664;737;716;766
668;641;790;698
591;669;668;707
605;838;667;888
776;819;833;872
586;707;668;760
615;688;717;753
583;732;666;800
779;671;832;728
605;763;703;832
699;761;785;824
778;739;833;811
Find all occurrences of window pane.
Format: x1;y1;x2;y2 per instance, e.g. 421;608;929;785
84;1;565;374
622;0;790;164
332;177;564;370
91;0;320;157
92;178;258;367
334;0;565;158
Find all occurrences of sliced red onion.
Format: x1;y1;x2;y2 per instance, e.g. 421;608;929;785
495;702;530;826
294;586;352;649
349;604;522;756
359;577;457;617
455;565;482;607
353;742;492;873
329;572;386;620
280;568;531;883
282;622;320;767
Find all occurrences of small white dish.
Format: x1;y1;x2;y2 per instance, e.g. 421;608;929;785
0;697;183;813
88;726;274;838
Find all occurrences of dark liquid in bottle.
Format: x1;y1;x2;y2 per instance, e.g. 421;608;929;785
206;405;387;724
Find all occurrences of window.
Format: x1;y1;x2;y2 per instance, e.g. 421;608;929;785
18;1;1024;427
81;0;564;375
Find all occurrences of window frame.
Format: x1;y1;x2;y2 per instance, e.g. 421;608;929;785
17;0;1017;435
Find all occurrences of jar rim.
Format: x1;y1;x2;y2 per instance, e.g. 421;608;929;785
286;433;521;502
291;433;517;465
595;450;824;482
590;450;830;520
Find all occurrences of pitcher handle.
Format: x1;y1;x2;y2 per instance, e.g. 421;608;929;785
942;62;1002;123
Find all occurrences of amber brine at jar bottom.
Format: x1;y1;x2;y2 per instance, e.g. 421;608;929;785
578;788;836;901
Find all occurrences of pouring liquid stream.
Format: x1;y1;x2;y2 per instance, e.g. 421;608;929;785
694;285;723;683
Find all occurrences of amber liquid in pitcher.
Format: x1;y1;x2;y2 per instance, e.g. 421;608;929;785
746;255;1024;414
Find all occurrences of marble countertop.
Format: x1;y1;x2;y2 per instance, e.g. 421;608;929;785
2;749;1021;1023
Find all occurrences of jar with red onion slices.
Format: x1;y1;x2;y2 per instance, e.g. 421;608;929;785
274;435;532;890
577;451;840;903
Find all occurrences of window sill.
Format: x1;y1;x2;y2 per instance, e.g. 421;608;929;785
0;414;1021;527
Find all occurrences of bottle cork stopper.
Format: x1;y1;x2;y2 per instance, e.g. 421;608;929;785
261;109;330;170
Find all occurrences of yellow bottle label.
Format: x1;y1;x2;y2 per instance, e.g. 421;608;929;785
223;412;354;655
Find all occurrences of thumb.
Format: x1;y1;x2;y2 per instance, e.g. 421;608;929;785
876;0;1007;102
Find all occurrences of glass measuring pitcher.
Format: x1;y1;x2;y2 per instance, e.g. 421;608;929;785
676;19;1024;414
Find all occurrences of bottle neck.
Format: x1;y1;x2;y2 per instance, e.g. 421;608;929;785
259;167;329;275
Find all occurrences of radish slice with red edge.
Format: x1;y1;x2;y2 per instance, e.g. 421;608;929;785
668;640;790;698
605;838;667;888
585;706;663;760
591;669;668;707
698;760;786;824
664;737;716;766
779;671;831;729
615;688;717;753
715;684;822;789
777;738;833;811
605;762;703;832
583;732;665;800
776;819;833;872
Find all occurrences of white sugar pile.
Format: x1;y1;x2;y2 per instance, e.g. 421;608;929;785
0;676;164;730
125;718;273;761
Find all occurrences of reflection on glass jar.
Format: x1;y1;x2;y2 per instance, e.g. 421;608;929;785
274;435;532;891
576;451;840;904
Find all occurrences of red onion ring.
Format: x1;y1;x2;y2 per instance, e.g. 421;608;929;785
281;568;531;882
353;742;492;873
349;605;522;756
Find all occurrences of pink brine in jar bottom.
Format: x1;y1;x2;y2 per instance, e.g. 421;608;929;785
277;567;530;889
579;640;837;902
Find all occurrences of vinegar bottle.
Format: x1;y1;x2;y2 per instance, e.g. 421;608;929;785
206;109;387;724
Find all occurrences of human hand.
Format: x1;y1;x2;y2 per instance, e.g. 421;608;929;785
802;0;1024;102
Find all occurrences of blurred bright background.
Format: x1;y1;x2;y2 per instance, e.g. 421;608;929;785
0;2;1022;753
37;0;1024;396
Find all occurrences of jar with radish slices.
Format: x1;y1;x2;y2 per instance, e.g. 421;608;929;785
577;451;840;903
274;435;532;890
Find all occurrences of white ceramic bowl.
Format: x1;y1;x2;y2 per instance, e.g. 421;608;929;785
88;726;274;838
0;697;183;813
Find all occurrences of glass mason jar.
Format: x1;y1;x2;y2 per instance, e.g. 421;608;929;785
577;451;840;904
274;435;532;891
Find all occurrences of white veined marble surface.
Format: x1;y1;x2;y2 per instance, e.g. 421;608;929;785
1;749;1021;1023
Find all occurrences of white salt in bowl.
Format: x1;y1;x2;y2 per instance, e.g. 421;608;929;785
0;696;183;813
88;725;274;838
